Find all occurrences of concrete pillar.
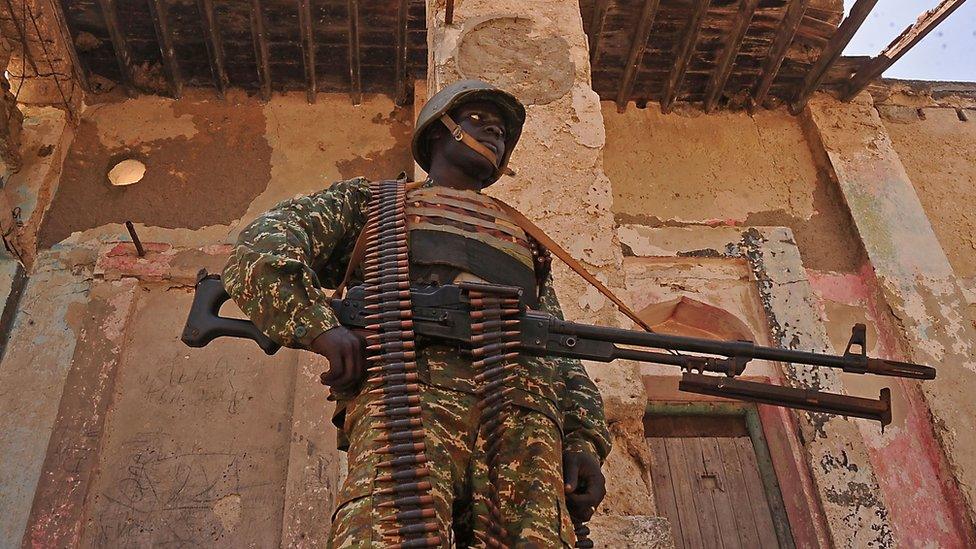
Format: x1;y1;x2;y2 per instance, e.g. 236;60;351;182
425;0;656;522
805;94;976;523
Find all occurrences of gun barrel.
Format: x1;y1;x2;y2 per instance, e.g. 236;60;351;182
550;318;933;380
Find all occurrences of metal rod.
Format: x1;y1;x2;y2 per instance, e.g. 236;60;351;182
124;221;145;257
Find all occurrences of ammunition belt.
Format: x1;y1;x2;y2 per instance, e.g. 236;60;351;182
362;180;440;549
463;281;521;549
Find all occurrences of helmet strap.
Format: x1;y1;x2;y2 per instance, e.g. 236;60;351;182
438;114;515;177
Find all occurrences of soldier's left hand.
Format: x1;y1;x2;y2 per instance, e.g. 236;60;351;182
563;451;606;522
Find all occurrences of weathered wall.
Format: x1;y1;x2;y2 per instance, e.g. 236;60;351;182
603;104;863;273
878;103;976;314
31;90;412;257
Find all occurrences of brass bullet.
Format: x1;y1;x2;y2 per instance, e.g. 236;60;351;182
472;341;519;357
378;507;436;523
387;535;442;549
376;494;435;508
470;319;519;332
472;353;519;369
376;418;423;430
474;364;516;383
478;375;517;396
366;340;415;353
365;291;412;304
471;308;520;320
373;394;421;407
370;405;422;418
382;522;439;536
366;362;418;375
365;281;411;293
375;442;426;454
375;429;426;443
470;297;520;308
366;330;415;343
471;331;521;344
368;383;421;395
375;480;432;495
366;350;416;362
377;453;428;468
376;467;430;483
364;301;412;312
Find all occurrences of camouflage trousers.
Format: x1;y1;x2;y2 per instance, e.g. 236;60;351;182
327;383;576;548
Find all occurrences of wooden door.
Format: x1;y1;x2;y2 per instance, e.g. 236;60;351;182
646;414;783;549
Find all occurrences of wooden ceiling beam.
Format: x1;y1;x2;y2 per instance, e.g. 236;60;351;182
196;0;229;97
588;0;611;65
614;0;661;111
791;0;878;113
298;0;316;103
703;0;758;112
95;0;136;95
661;0;710;113
347;0;362;105
147;0;183;99
394;0;410;105
250;0;272;101
752;0;810;108
843;0;969;100
50;0;90;92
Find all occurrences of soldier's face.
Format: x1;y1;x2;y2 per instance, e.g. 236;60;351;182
432;101;507;182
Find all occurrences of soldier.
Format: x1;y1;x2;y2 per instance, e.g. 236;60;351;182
223;80;610;547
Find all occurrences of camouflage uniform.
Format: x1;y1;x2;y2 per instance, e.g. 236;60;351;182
223;177;611;547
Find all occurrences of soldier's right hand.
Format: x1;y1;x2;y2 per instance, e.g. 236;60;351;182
311;326;367;391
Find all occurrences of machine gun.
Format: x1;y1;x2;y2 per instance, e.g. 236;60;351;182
182;271;935;427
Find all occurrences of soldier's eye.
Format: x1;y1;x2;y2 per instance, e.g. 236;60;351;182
469;114;481;122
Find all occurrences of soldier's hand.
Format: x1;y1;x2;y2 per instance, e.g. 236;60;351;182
563;451;606;522
311;326;367;391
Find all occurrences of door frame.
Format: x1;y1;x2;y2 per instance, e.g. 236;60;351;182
645;401;794;548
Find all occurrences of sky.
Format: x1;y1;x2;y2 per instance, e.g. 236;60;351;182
843;0;976;82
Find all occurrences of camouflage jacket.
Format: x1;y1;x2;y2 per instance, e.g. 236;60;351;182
223;177;611;462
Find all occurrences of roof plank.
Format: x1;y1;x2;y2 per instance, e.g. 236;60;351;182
250;0;272;101
394;0;410;105
661;0;711;113
703;0;759;112
196;0;229;96
791;0;878;112
147;0;183;98
95;0;136;95
348;0;363;105
843;0;969;100
614;0;661;111
298;0;316;103
588;0;611;65
752;0;810;108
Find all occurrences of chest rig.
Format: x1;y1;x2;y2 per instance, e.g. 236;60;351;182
352;180;546;548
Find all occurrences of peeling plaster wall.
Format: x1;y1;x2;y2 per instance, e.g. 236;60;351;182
603;104;864;273
36;90;413;255
878;104;976;321
806;93;976;539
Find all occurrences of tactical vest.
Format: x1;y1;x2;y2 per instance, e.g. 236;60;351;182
404;185;540;305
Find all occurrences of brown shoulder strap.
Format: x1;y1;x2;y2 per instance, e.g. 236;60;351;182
492;198;657;333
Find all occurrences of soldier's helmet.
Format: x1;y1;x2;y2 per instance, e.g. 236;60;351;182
412;79;526;185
